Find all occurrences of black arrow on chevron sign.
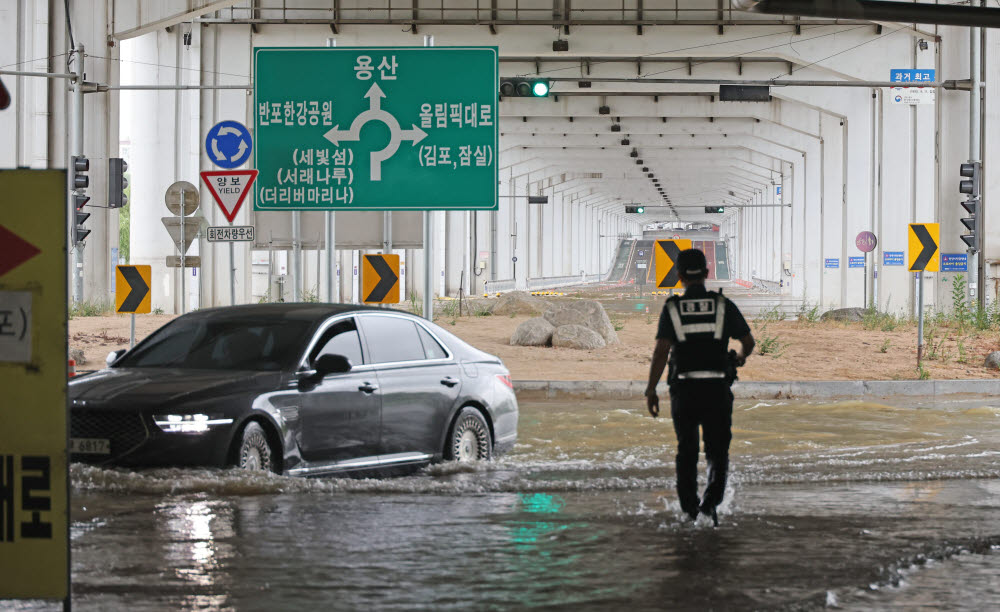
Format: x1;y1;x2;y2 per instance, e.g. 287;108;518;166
910;225;938;271
365;255;399;303
657;240;682;288
118;266;149;312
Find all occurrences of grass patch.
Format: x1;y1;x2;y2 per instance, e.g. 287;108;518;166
880;338;891;353
70;299;114;318
797;303;820;325
607;311;626;332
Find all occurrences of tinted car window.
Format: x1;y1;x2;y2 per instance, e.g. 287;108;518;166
360;316;425;364
416;325;448;360
117;318;312;370
310;318;364;367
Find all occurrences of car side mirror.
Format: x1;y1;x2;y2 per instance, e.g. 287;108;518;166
106;349;127;367
314;354;352;377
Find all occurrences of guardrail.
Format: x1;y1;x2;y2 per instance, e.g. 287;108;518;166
482;279;517;293
483;274;604;294
751;277;782;294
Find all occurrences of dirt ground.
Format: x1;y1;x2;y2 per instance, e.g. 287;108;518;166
69;308;1000;381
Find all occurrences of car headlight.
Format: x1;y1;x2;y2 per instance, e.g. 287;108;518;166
153;413;234;434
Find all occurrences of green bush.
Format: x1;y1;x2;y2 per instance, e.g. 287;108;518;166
70;299;114;318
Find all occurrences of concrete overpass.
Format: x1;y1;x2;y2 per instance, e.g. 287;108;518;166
3;0;999;316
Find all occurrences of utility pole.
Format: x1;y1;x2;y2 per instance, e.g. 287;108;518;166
70;44;85;303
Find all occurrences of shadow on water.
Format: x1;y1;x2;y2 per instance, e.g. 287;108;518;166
7;398;1000;610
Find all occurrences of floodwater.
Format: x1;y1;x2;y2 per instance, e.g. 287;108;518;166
10;397;1000;611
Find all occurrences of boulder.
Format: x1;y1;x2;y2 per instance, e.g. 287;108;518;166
68;347;86;366
984;351;1000;370
490;291;552;316
510;317;555;347
544;300;619;345
820;307;865;323
552;324;607;350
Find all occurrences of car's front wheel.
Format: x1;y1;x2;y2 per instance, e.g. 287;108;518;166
236;421;278;473
445;407;492;463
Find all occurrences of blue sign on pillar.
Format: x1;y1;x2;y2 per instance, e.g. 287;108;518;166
883;251;905;266
824;258;840;269
848;256;865;269
941;253;968;272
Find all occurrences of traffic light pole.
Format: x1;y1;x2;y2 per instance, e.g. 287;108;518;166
70;44;85;304
969;18;983;308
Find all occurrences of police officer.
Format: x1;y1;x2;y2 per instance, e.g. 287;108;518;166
644;248;755;525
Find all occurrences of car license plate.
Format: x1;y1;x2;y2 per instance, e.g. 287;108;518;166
71;438;111;455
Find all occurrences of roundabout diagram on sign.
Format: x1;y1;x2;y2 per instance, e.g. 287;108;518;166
323;83;427;181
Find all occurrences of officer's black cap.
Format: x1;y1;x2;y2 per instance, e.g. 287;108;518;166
677;248;708;279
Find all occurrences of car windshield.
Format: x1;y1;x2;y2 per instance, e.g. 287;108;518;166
115;317;314;371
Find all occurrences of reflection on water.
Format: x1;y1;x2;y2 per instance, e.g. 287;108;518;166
6;398;1000;610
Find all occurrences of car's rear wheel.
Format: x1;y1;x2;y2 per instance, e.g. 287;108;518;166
445;407;492;463
237;421;278;473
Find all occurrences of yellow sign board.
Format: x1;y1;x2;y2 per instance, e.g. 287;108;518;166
654;239;693;289
0;170;69;600
115;265;152;313
908;223;940;272
362;254;400;304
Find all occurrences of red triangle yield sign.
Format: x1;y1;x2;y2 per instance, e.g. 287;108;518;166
0;224;41;277
200;170;258;223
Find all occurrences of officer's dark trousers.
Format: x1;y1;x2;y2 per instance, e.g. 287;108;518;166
669;380;733;514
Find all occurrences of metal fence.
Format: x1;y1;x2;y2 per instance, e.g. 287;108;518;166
751;276;782;294
483;274;604;294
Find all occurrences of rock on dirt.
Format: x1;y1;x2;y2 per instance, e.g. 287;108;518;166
490;291;552;316
985;351;1000;369
544;300;619;345
551;324;607;350
510;317;555;347
820;307;866;323
68;347;86;365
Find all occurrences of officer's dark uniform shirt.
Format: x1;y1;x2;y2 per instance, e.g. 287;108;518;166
656;284;751;381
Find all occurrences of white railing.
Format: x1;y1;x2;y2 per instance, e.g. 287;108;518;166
483;274;603;294
752;276;782;294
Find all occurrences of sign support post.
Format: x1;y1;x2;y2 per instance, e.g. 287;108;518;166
423;34;434;321
180;190;186;314
130;313;135;348
917;271;925;365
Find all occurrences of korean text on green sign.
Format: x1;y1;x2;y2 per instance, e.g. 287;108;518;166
253;47;499;211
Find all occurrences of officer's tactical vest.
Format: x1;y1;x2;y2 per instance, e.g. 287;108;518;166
666;291;728;381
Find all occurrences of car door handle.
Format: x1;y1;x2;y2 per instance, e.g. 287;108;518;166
440;377;459;387
358;382;378;394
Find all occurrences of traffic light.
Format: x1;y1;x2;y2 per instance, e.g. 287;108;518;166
960;162;981;250
625;205;645;214
73;192;91;244
109;157;128;208
71;155;89;189
960;161;981;197
499;78;550;98
704;206;725;213
960;199;977;248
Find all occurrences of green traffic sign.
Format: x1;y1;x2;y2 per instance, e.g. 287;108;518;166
253;47;499;211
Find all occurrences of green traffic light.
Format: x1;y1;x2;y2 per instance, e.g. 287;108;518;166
637;206;645;213
532;81;550;96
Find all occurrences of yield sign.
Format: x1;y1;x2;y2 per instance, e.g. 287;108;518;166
362;254;400;304
0;224;41;277
654;239;693;289
200;170;258;223
908;223;940;272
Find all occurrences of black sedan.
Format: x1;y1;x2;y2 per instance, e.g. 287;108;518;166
68;304;518;475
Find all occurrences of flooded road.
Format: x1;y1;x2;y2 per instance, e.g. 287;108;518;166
11;397;1000;610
